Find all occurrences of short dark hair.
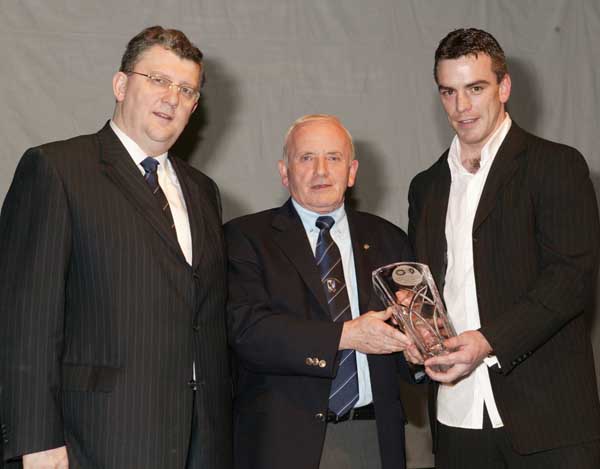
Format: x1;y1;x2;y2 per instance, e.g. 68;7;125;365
434;28;507;84
120;25;205;87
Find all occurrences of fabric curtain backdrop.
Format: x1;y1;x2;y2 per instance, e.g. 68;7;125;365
1;1;599;467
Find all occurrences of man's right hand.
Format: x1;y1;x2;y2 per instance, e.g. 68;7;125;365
339;308;414;354
23;446;68;469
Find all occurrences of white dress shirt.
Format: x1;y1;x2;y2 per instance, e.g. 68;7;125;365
437;114;512;429
292;199;373;408
110;121;193;265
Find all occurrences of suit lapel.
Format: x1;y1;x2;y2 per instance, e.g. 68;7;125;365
170;157;206;270
473;123;528;232
271;200;330;316
347;210;373;314
425;155;451;288
97;123;185;262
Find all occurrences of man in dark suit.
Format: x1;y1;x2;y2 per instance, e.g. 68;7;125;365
226;114;417;469
408;28;600;468
0;26;231;469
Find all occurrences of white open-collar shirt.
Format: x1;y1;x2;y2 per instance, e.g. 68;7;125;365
438;114;512;429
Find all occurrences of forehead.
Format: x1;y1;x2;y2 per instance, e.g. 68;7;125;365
436;53;495;86
135;45;202;85
289;120;351;155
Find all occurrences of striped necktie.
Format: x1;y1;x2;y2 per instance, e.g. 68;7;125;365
140;157;176;231
315;216;359;417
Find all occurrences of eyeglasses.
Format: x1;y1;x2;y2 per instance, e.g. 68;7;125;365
127;71;200;102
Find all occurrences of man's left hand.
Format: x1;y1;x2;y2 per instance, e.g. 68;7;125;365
424;330;493;383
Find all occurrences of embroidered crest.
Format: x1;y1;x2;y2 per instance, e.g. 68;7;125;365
326;278;341;293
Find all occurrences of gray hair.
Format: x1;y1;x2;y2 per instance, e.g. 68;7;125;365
282;114;355;163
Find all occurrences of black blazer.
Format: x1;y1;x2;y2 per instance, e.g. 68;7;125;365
408;123;600;454
0;123;232;469
225;199;414;469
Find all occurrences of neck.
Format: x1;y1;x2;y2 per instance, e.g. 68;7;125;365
462;157;481;174
112;110;169;157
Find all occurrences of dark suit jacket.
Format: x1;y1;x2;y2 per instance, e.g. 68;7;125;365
225;199;414;469
0;123;232;469
408;123;600;454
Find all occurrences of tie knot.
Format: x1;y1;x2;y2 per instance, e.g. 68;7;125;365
316;216;335;231
140;156;159;175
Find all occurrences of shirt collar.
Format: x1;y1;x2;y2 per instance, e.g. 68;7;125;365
110;120;168;169
291;199;348;236
448;113;512;176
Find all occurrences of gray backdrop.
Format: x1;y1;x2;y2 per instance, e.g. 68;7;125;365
1;1;599;467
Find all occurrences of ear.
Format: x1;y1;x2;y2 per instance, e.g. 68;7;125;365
347;159;359;188
277;160;289;188
499;73;511;104
112;71;128;102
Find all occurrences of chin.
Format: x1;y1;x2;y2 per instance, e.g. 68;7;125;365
148;131;177;145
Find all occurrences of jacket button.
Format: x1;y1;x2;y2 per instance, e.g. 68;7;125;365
318;360;327;368
315;412;325;422
473;237;479;243
192;324;200;332
306;358;314;366
188;379;203;390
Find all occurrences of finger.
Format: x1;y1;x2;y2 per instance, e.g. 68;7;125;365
424;351;463;367
407;344;424;363
425;365;461;383
385;306;400;324
385;326;409;342
367;309;392;321
405;351;423;365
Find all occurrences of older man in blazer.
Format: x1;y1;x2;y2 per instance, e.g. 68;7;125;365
408;28;600;468
0;26;231;469
226;114;417;469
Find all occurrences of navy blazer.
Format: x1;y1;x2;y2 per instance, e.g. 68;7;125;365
226;199;414;469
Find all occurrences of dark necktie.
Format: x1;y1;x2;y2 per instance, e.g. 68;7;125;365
140;157;176;231
315;216;359;417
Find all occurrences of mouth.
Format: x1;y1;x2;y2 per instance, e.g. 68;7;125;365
153;111;174;122
456;117;479;127
311;184;332;190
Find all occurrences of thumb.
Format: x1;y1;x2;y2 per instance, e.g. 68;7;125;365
443;335;461;349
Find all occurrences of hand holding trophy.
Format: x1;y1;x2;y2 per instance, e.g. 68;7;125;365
372;262;456;371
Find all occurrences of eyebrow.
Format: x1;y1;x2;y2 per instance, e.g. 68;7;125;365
148;70;198;88
438;79;491;92
465;79;491;88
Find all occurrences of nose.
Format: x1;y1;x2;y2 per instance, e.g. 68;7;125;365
162;84;180;107
315;156;329;176
456;91;471;113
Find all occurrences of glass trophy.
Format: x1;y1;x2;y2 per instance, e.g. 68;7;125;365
372;262;456;366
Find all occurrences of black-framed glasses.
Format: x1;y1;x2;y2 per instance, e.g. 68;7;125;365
127;71;200;102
